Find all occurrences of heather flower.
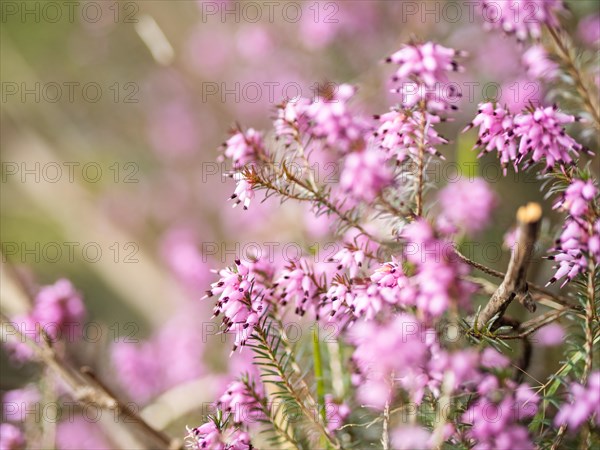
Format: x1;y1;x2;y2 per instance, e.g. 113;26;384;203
578;13;600;46
223;128;264;168
533;323;565;346
229;174;255;210
32;278;86;341
554;371;600;429
464;103;518;174
402;220;474;317
56;416;112;449
548;180;599;285
391;426;432;450
522;45;558;80
324;395;351;432
218;380;263;425
275;260;319;317
2;385;40;422
339;147;393;203
437;177;498;236
386;42;464;111
467;104;588;173
0;423;25;450
480;347;510;370
373;109;448;163
547;219;598;286
275;84;368;153
206;259;270;351
553;178;597;217
330;245;365;279
481;0;565;41
513;105;586;171
186;421;252;450
349;314;431;408
463;396;535;450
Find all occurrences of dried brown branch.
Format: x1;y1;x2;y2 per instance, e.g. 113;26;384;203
477;203;542;327
0;313;182;450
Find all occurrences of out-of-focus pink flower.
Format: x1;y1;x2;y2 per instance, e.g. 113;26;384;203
223;128;265;169
147;101;200;159
437;177;497;236
522;45;558;80
481;0;564;42
325;394;350;432
33;279;86;341
0;423;25;450
161;227;212;291
391;426;432;450
480;347;510;369
555;371;600;430
2;386;40;422
534;323;565;346
56;416;111;450
578;13;600;46
339;147;393;203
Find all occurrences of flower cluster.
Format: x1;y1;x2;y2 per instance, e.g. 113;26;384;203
481;0;565;41
437;177;498;236
522;45;558;80
275;84;368;153
373;109;448;163
402;220;474;317
386;42;464;112
339;146;393;203
205;259;273;352
186;420;252;450
466;103;588;173
554;371;600;429
217;380;264;425
548;178;599;286
6;279;85;362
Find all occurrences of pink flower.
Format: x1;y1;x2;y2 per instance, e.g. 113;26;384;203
554;371;600;429
223;128;265;168
32;278;86;341
0;423;25;450
480;347;510;369
218;380;263;425
386;42;464;111
554;178;597;217
275;260;319;317
339;147;393;203
325;395;350;432
437;177;497;236
373;109;448;163
533;323;565;346
522;45;558;80
391;426;432;450
578;13;600;46
513;105;586;171
275;84;368;153
56;416;112;449
2;386;40;422
206;259;271;352
464;103;518;174
481;0;564;42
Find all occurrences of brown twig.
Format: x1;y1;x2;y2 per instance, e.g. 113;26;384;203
0;313;182;450
477;203;542;327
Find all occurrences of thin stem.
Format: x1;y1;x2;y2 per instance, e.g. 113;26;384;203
382;400;390;450
312;327;327;424
415;104;428;217
253;325;341;449
0;313;181;450
583;263;596;383
546;25;600;129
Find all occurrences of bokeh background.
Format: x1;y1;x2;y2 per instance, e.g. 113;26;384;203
1;0;599;447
